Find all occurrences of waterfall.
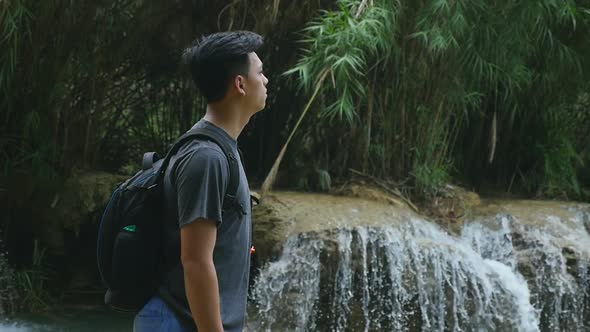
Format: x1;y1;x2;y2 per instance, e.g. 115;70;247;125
250;208;590;331
462;210;590;332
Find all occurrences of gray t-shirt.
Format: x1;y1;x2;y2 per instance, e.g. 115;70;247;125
158;120;252;332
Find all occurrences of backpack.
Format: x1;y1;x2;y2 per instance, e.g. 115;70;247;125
96;126;241;312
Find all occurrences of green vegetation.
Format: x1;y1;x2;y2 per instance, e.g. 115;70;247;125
287;0;590;198
6;0;586;199
0;239;50;314
0;247;18;315
14;240;50;312
1;1;205;180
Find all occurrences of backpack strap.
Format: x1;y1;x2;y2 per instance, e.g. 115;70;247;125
142;152;160;171
158;127;241;212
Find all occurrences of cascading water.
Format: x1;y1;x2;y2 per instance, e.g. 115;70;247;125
249;206;590;332
462;209;590;332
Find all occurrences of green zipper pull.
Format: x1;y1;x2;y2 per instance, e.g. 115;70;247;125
123;225;137;232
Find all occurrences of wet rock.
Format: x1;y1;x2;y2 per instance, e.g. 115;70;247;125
254;224;536;331
251;193;590;331
421;184;482;234
252;191;417;268
252;194;296;265
510;230;526;248
562;246;579;277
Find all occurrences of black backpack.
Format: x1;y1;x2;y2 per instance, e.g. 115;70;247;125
96;127;241;312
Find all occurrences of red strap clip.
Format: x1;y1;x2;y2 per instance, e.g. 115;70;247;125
249;246;256;255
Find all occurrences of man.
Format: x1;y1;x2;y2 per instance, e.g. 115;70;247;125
134;31;268;332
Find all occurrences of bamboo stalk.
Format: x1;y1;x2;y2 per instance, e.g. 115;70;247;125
355;0;371;19
260;68;330;196
362;80;374;172
488;110;497;163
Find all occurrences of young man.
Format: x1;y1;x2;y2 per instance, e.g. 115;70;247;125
133;31;268;332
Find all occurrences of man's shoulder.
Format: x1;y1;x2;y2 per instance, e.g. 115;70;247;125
179;139;228;162
167;139;230;180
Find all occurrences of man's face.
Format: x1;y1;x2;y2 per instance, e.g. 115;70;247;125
243;52;268;112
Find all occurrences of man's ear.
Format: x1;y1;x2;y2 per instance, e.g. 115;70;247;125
234;75;246;96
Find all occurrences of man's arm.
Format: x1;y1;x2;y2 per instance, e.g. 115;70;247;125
181;219;223;332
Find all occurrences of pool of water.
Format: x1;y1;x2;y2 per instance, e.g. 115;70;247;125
2;305;133;332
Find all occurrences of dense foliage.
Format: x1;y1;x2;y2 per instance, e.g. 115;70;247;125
0;1;323;219
288;0;590;198
1;0;590;229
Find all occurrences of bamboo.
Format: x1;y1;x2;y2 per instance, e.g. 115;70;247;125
489;110;497;164
260;68;330;196
362;80;374;172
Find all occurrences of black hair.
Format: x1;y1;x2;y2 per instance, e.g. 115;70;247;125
182;31;263;103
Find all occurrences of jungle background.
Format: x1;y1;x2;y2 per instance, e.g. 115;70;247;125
1;0;590;315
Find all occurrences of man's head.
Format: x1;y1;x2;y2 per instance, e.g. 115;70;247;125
182;31;268;113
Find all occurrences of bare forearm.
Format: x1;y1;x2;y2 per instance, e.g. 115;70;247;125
183;260;223;332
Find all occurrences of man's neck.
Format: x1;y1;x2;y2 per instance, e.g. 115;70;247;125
203;103;250;140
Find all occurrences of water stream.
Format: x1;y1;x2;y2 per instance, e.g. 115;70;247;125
0;305;132;331
249;208;590;331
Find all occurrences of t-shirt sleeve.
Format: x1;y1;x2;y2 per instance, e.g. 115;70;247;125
174;147;229;228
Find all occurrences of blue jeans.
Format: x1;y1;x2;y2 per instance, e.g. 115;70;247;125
133;296;194;332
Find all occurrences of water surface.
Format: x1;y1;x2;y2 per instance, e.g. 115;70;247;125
2;305;132;332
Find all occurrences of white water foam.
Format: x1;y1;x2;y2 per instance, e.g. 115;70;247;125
252;215;554;331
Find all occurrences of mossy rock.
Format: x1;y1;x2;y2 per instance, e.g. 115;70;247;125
40;172;127;255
